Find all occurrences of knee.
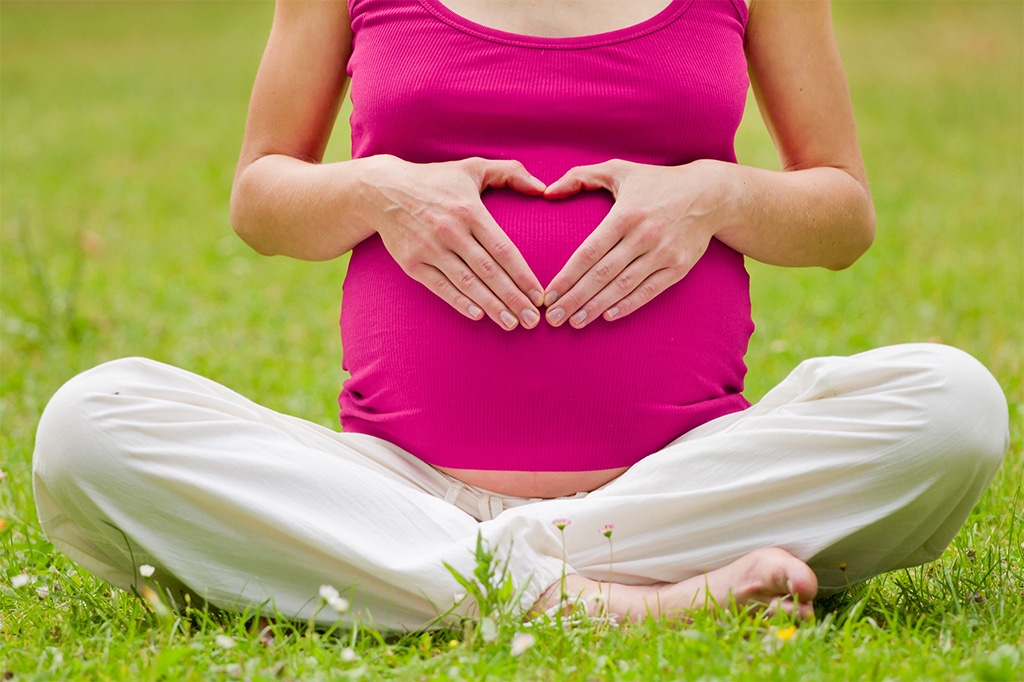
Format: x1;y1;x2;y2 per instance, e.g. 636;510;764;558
33;357;162;478
898;344;1009;471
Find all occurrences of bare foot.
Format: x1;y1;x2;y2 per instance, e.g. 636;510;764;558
532;547;818;623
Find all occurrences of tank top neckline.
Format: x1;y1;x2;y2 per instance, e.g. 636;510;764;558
414;0;705;49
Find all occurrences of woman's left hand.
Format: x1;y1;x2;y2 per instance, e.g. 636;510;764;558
542;159;732;328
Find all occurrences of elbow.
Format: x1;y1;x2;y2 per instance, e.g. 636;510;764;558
827;187;876;271
229;173;277;257
829;231;875;272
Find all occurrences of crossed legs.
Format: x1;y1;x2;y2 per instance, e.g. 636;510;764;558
33;344;1008;629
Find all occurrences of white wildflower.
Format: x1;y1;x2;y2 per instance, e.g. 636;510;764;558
328;596;350;614
215;634;236;650
319;584;340;602
340;647;359;662
453;592;466;602
11;573;30;589
139;564;155;578
510;632;536;657
36;586;50;598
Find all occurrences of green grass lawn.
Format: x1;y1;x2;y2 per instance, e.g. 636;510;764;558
2;1;1022;679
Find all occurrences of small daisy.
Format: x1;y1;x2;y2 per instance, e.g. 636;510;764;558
327;596;350;614
340;647;359;663
601;524;614;538
509;632;536;657
552;518;571;531
215;634;236;650
139;564;155;578
11;574;30;589
319;584;340;602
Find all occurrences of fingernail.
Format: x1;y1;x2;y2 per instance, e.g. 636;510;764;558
548;307;565;324
521;309;540;328
544;291;559;306
605;306;619;320
570;310;587;327
468;305;483;319
529;289;544;307
500;310;518;329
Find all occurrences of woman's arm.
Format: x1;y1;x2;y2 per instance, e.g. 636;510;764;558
230;0;545;329
725;0;875;267
230;0;359;261
541;0;875;328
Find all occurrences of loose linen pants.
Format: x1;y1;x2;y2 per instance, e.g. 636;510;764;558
33;344;1008;630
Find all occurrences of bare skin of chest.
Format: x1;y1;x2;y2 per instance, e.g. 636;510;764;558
434;0;676;37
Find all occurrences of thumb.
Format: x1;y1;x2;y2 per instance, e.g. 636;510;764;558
477;159;547;195
543;162;617;199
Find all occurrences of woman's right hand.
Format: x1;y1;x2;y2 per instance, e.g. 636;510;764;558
358;155;546;330
233;2;539;331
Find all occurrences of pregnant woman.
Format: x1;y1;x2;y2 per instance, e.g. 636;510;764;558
33;0;1008;629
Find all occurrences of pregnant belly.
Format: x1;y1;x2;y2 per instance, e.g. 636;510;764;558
338;188;752;474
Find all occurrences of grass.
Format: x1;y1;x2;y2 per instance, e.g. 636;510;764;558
1;1;1022;679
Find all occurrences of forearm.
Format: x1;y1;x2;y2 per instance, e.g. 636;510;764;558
230;154;381;262
713;160;875;271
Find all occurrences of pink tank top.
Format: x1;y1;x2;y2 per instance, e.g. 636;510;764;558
340;0;753;471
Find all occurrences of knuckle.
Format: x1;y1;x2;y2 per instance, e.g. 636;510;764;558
488;239;513;261
592;260;618;284
636;222;664;248
426;271;452;294
579;242;603;264
449;292;470;310
406;262;430;280
476;257;499;277
455;269;477;290
448;203;475;223
637;281;660;302
614;271;635;293
606;158;628;175
559;291;582;310
618;207;648;226
433;219;459;241
665;264;687;282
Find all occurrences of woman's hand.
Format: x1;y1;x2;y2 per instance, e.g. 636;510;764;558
360;155;547;330
541;159;732;328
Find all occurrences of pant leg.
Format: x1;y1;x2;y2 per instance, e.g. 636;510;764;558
497;344;1009;594
34;344;1009;627
32;358;566;630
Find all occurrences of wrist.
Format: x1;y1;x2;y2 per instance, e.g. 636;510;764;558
685;159;747;242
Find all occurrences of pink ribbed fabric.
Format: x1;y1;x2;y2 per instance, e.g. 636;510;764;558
339;0;753;471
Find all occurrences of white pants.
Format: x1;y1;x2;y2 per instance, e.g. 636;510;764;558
33;344;1008;630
